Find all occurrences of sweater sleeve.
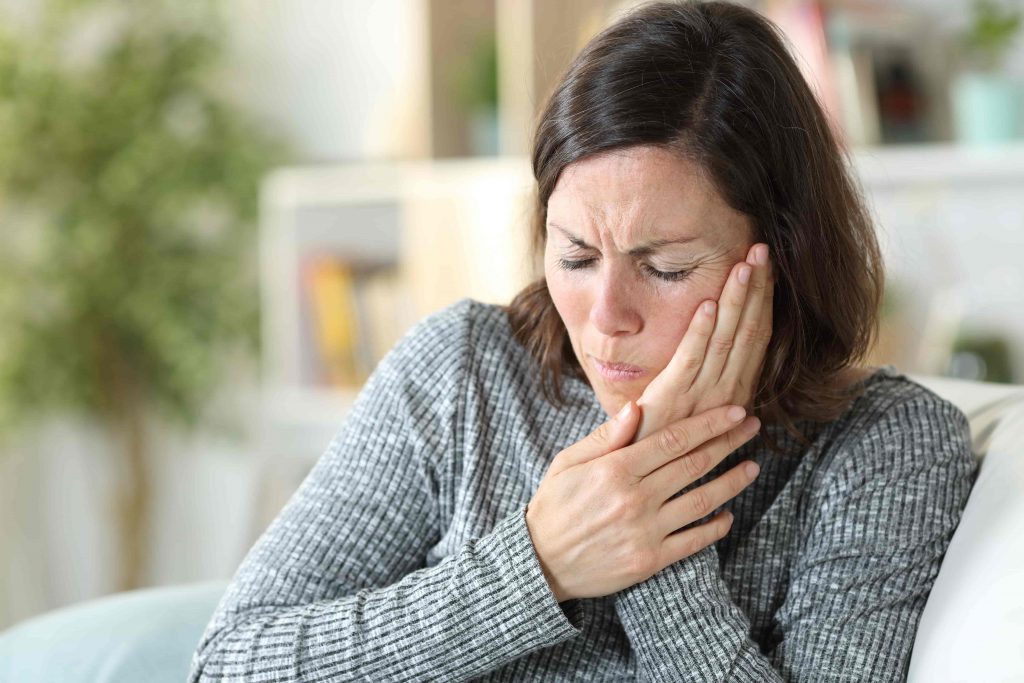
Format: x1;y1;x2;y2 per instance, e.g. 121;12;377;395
188;300;585;682
614;394;977;682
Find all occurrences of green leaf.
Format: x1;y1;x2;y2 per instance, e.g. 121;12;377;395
0;0;291;442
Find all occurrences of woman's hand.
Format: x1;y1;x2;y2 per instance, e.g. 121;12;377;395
526;402;762;603
634;243;774;442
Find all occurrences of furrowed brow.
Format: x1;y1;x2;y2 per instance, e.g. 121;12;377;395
547;223;699;257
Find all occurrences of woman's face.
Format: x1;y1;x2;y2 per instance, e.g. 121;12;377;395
544;145;755;417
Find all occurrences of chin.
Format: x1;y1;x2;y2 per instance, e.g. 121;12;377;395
592;381;644;419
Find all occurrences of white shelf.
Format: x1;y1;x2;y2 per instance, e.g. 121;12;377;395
852;141;1024;186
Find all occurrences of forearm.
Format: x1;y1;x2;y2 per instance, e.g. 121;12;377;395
615;545;782;682
190;504;584;682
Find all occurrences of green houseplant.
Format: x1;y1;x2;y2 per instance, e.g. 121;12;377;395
952;0;1024;143
448;28;499;156
961;0;1023;71
0;0;287;590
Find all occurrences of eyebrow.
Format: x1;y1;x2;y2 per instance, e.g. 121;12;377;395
547;223;701;257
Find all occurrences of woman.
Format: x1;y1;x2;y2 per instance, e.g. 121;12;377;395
190;2;975;680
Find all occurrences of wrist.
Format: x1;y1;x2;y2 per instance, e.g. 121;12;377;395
526;503;572;603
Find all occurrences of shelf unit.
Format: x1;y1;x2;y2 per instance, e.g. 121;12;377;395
257;156;536;458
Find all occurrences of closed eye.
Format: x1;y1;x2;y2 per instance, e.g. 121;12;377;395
556;257;692;283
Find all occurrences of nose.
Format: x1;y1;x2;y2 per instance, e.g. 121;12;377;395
588;262;642;337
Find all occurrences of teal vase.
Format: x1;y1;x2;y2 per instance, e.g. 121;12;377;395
952;72;1024;145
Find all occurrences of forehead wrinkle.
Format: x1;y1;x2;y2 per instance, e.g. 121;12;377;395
548;148;745;255
553;195;708;254
548;222;703;257
571;193;675;252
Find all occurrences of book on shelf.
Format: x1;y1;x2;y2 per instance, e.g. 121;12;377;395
300;254;412;389
762;0;952;148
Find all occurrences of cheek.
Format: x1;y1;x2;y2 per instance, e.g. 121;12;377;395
544;263;586;333
642;271;731;367
645;293;701;358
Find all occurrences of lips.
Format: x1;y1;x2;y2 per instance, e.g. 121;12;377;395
590;355;645;382
592;356;643;372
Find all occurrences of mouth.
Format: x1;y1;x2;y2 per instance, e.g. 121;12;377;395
590;355;645;381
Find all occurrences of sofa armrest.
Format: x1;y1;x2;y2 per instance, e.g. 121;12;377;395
908;399;1024;681
0;581;228;683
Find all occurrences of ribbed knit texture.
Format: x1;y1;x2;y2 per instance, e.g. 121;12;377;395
189;298;977;682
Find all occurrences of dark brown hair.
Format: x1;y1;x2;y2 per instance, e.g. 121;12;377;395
503;0;884;455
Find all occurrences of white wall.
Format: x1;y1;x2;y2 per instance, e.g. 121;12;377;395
221;0;431;162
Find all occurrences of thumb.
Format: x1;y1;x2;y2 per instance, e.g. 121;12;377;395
554;400;639;472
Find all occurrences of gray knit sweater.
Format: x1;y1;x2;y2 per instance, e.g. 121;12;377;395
189;298;977;682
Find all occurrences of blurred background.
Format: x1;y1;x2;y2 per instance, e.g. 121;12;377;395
1;0;1023;630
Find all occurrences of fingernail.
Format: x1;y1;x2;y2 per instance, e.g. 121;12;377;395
703;301;716;315
727;406;746;422
756;245;768;266
738;265;751;284
616;401;632;421
745;462;760;478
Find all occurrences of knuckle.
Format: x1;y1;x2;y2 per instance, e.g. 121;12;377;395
721;378;739;397
680;353;703;373
610;488;643;520
626;544;659;579
658;423;690;455
682;449;711;481
593;461;625;489
709;336;734;355
700;413;719;439
688;487;713;517
737;325;760;348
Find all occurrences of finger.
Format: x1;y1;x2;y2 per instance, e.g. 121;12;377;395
739;263;774;400
720;244;771;389
695;259;751;385
619;404;747;478
644;414;761;501
554;400;640;472
657;509;734;569
660;299;718;391
656;457;760;536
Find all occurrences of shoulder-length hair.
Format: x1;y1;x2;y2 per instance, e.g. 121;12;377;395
503;0;884;455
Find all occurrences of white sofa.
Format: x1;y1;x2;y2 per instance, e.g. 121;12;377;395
1;374;1022;682
906;374;1024;681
